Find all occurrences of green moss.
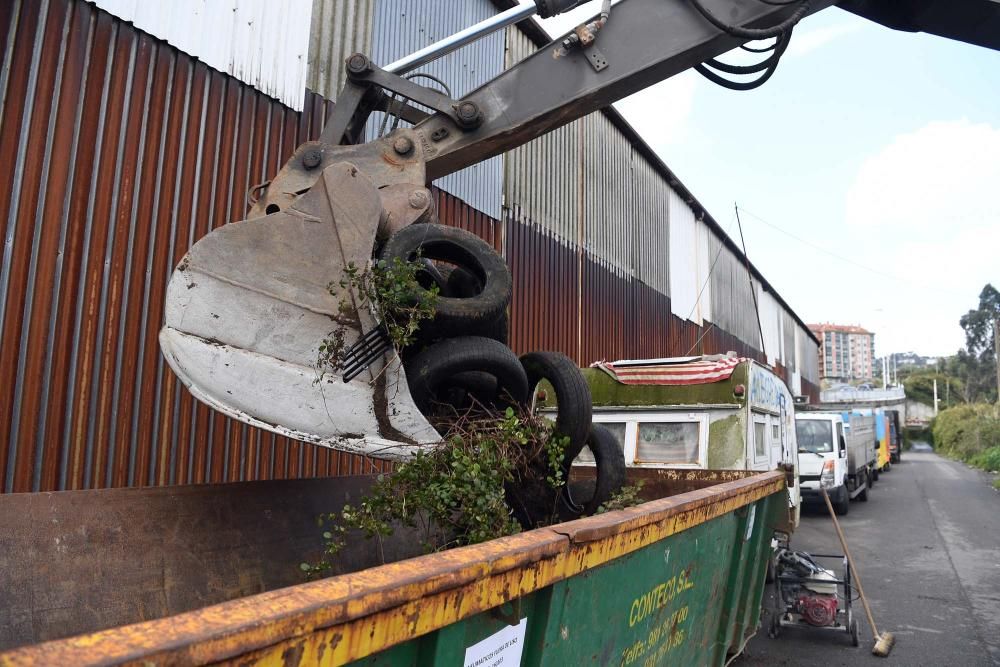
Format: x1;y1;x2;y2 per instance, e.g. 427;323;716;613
581;365;748;408
707;414;744;469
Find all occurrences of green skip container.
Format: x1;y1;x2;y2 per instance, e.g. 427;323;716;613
0;469;785;667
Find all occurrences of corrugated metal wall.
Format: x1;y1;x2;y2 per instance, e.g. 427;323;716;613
367;0;504;218
84;0;313;110
0;0;820;494
0;0;392;493
306;0;373;102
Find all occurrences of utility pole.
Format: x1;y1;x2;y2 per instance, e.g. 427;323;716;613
933;378;939;416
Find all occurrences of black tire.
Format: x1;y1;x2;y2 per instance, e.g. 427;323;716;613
834;487;850;516
872;467;880;483
519;352;592;465
850;619;860;647
565;424;627;515
437;266;509;344
858;476;869;502
414;257;449;293
436;371;498;411
380;224;511;339
404;337;529;416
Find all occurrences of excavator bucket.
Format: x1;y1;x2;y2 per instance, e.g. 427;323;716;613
159;160;440;458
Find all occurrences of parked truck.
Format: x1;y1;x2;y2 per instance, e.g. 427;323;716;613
795;412;876;515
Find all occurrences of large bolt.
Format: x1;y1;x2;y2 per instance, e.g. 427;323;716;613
393;136;414;155
453;100;483;129
302;149;322;170
346;53;371;76
408;190;430;210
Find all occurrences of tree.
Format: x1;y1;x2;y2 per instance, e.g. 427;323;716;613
957;284;1000;403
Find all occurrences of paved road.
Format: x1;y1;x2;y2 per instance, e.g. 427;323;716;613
738;447;1000;667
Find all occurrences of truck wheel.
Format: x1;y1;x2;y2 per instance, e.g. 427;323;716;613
520;352;592;465
404;336;528;415
835;488;850;516
380;224;511;339
858;475;869;502
872;467;880;483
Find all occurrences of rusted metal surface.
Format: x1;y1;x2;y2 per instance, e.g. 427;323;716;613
0;470;785;666
0;0;389;492
500;214;768;369
0;476;427;651
0;0;814;494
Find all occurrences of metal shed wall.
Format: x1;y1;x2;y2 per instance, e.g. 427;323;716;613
306;0;374;100
0;0;393;493
84;0;313;110
367;0;504;218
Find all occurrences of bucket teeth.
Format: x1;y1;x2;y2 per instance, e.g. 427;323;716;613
341;325;392;382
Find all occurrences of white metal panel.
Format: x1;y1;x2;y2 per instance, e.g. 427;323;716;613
695;217;712;324
758;288;782;367
85;0;312;110
668;189;699;323
790;369;802;396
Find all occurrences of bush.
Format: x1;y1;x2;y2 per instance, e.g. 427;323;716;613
970;446;1000;472
932;404;1000;465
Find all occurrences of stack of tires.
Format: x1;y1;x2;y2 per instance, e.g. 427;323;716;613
380;223;626;527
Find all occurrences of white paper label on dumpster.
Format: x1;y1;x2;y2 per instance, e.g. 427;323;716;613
463;617;528;667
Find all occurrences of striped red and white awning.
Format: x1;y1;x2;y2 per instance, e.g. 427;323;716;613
592;356;746;386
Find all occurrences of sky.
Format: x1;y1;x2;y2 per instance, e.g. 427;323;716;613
520;2;1000;358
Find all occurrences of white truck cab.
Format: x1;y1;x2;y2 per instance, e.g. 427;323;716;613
795;412;875;515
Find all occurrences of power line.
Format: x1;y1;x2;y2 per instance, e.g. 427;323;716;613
737;208;901;282
737;207;969;297
735;205;767;359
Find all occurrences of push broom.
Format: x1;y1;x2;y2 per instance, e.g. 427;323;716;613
821;488;896;657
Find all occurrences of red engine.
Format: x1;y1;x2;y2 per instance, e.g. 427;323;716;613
796;593;839;627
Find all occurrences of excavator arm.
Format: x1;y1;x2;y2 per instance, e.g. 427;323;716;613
159;0;1000;455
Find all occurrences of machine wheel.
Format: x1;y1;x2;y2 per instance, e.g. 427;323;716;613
565;424;627;515
850;619;860;647
405;336;528;415
520;352;592;464
380;224;511;339
858;475;869;502
834;488;850;516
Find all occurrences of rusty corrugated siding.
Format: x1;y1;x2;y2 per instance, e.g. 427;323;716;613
0;0;391;493
499;212;766;368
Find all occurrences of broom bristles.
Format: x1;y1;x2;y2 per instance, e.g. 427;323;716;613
872;631;896;657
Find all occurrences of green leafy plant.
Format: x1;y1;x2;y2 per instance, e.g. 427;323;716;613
596;480;646;514
301;406;570;579
316;256;439;380
932;403;1000;468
